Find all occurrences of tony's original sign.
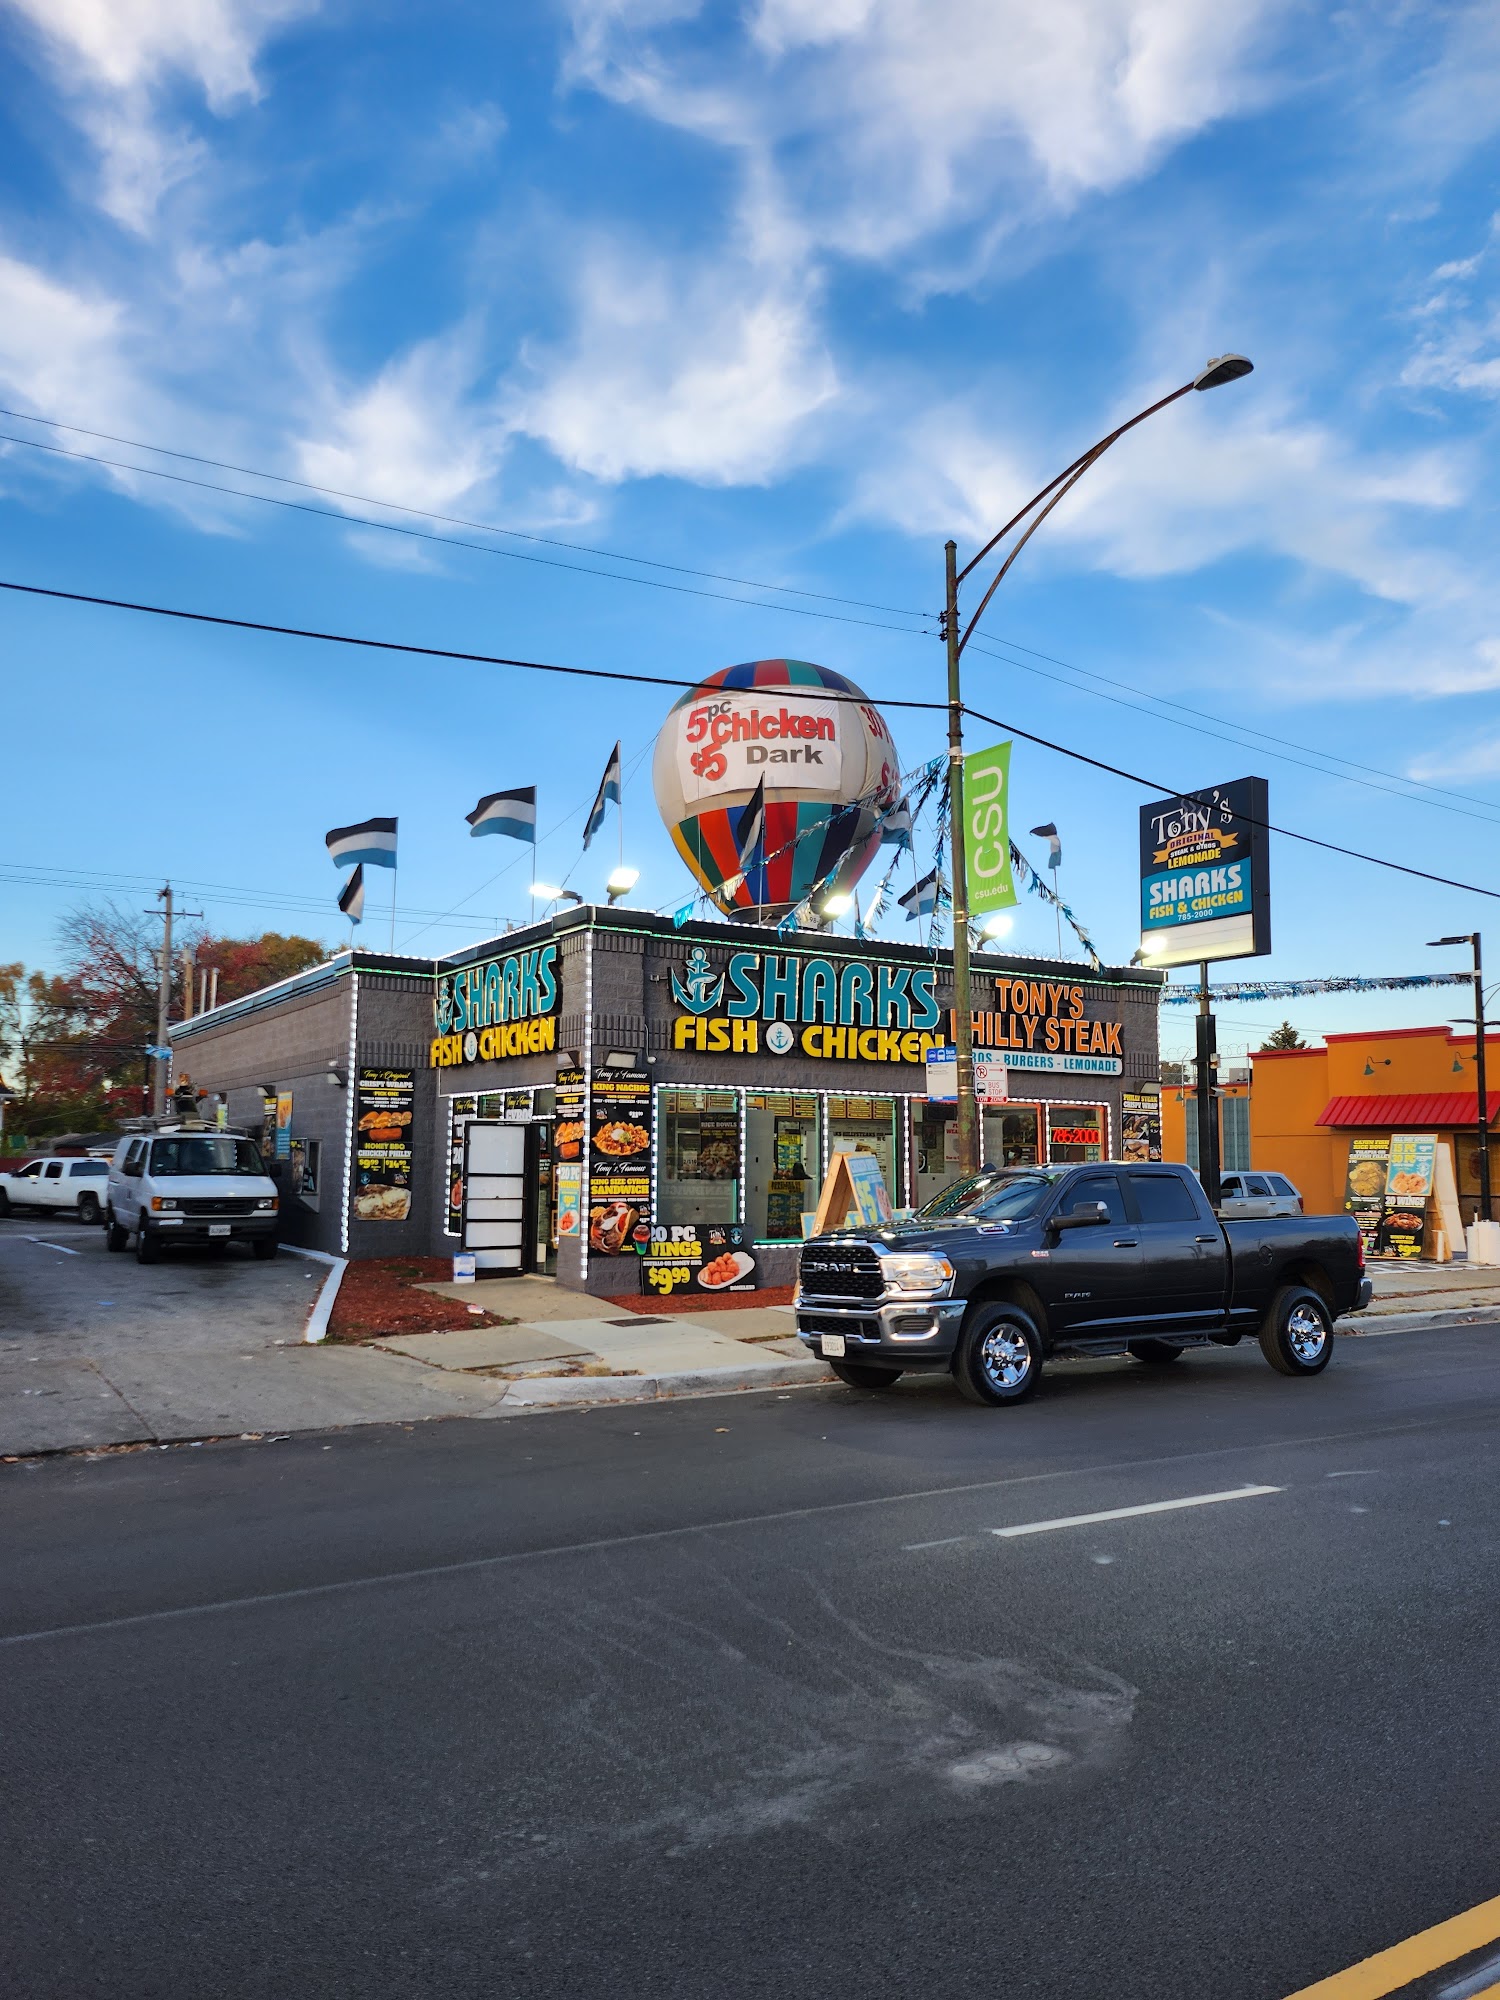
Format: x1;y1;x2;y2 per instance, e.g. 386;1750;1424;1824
1139;778;1270;969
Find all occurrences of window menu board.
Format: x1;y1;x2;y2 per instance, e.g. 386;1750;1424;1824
354;1068;415;1223
588;1069;652;1258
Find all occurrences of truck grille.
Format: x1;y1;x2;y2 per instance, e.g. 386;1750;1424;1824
799;1246;883;1300
178;1196;261;1217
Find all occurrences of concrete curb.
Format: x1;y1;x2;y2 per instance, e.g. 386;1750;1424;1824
1342;1305;1500;1336
501;1356;835;1407
280;1245;348;1344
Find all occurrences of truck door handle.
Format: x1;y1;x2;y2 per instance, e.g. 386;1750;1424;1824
1195;1234;1217;1242
1113;1238;1138;1248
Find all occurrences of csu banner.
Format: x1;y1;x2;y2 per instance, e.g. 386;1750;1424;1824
963;740;1018;921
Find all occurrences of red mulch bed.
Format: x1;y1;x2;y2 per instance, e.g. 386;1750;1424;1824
329;1258;518;1342
605;1286;795;1315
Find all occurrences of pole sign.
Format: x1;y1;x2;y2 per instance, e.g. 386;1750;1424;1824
962;740;1018;922
1139;777;1270;968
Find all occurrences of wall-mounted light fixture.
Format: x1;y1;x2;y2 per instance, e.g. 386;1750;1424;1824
326;1061;347;1088
602;1050;640;1070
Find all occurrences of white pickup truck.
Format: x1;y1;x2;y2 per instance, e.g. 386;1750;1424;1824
0;1156;111;1223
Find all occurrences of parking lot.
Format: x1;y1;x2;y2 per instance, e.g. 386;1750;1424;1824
0;1220;514;1454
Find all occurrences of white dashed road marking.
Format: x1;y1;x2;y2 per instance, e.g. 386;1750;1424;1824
991;1485;1283;1538
23;1238;82;1255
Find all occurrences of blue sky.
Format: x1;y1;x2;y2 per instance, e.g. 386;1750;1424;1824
3;0;1500;1065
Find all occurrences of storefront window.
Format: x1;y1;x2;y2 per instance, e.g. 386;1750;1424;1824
826;1095;901;1210
983;1106;1041;1169
914;1103;955;1210
745;1093;820;1241
1047;1104;1105;1163
657;1089;741;1226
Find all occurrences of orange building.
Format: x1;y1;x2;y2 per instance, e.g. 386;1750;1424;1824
1164;1023;1500;1222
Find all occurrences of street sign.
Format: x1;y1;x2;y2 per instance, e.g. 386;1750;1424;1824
962;740;1018;922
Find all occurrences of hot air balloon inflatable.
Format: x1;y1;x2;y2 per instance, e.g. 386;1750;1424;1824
653;659;900;921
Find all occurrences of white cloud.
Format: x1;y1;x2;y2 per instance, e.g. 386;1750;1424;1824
566;0;1290;264
511;242;838;485
4;0;315;229
296;328;509;514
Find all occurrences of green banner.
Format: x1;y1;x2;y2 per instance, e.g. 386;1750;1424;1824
963;739;1018;920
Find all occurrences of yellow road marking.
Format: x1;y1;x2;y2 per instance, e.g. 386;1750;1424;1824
1284;1892;1500;1997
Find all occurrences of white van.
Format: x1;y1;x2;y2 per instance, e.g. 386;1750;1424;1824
105;1126;280;1264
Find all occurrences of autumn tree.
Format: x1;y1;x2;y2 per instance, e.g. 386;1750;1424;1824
4;906;329;1142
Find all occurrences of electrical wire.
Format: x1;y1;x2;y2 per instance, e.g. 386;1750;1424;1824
964;636;1500;829
0;405;929;619
0;577;949;709
961;702;1500;903
0;428;933;639
11;407;1500;831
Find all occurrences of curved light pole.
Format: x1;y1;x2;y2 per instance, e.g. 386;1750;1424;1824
942;355;1254;1177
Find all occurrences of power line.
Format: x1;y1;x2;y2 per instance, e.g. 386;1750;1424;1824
965;630;1500;815
0;577;950;709
965;636;1500;828
0;426;933;640
962;701;1500;904
0;405;930;619
9;408;1500;832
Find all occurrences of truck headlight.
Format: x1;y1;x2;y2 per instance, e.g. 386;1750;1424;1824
255;1197;278;1212
151;1197;178;1211
883;1254;954;1295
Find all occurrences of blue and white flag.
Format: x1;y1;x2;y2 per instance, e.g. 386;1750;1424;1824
582;743;622;851
467;786;536;843
326;816;397;869
898;868;943;921
736;776;766;869
338;864;365;925
881;797;913;849
1030;821;1062;871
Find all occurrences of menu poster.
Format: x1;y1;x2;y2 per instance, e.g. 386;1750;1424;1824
589;1069;652;1257
835;1145;893;1227
275;1091;294;1159
640;1224;756;1297
1122;1091;1162;1163
556;1163;582;1244
1384;1132;1436;1259
1343;1135;1389;1257
446;1094;476;1234
354;1068;415;1223
554;1067;586;1163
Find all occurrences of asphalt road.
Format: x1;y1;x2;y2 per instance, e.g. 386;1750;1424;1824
6;1325;1500;1998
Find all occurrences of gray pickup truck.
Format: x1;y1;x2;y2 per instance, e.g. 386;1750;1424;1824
795;1160;1371;1406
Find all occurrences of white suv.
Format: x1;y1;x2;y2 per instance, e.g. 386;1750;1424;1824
105;1127;280;1264
1219;1171;1302;1218
0;1156;111;1223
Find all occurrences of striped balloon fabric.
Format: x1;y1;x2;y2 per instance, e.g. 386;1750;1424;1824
652;659;900;919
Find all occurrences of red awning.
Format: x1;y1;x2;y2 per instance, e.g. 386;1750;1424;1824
1316;1092;1486;1129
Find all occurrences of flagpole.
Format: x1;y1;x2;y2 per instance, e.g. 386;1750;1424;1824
390;865;397;953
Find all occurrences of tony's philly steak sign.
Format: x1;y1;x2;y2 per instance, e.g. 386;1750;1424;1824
671;946;945;1066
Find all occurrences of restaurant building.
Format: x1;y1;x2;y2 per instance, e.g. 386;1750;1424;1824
169;904;1164;1296
1162;1022;1500;1229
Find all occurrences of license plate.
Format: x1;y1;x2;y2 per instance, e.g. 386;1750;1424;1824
822;1333;846;1357
208;1223;231;1237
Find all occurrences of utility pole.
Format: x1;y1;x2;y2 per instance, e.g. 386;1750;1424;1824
944;540;980;1178
1195;961;1222;1209
1475;933;1491;1223
147;885;201;1117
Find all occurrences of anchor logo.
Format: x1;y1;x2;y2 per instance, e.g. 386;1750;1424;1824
671;946;725;1016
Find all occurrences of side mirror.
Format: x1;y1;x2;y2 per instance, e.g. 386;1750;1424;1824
1052;1200;1110;1232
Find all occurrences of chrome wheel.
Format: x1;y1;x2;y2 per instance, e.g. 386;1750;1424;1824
1286;1301;1328;1363
980;1324;1033;1391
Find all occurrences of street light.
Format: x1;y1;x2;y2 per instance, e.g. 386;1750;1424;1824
532;882;584;908
941;355;1254;1175
606;866;640;906
1429;932;1490;1222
